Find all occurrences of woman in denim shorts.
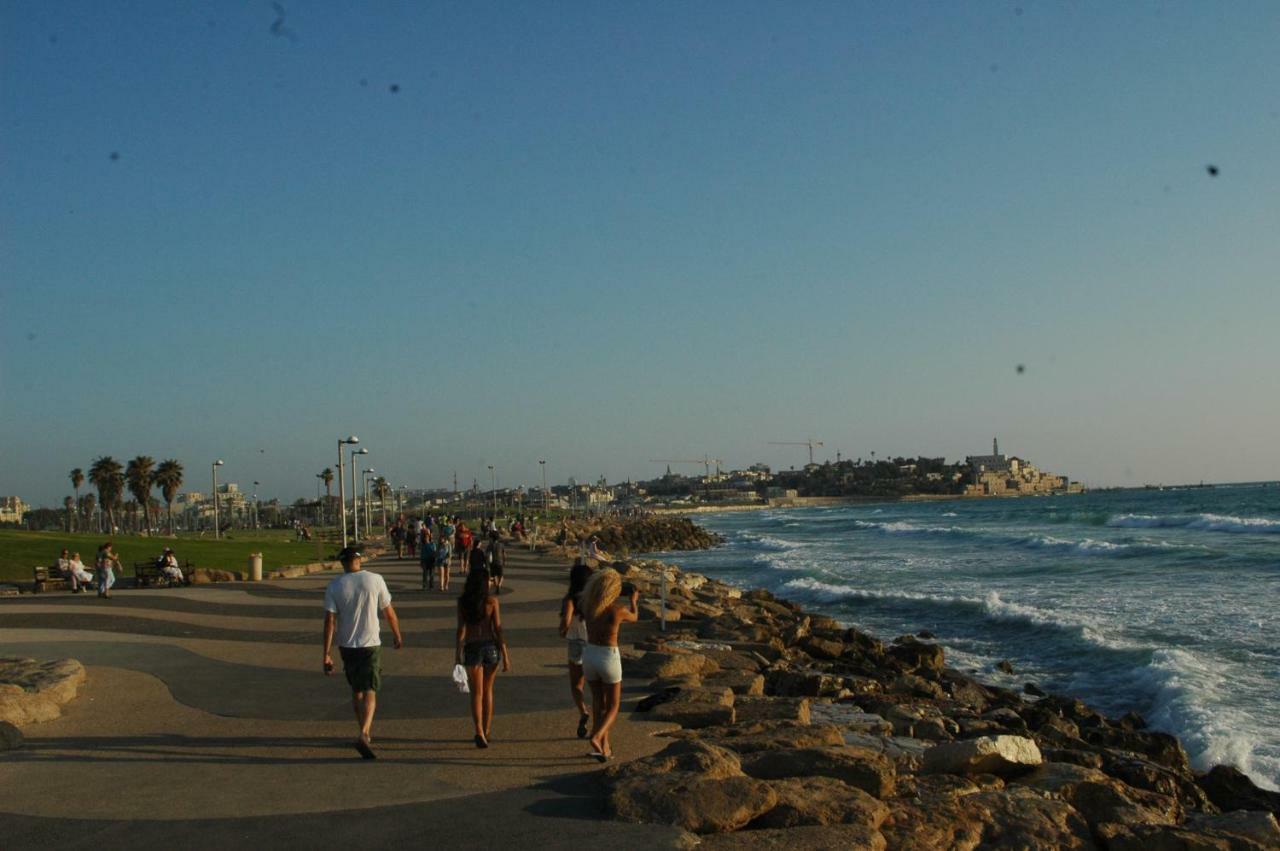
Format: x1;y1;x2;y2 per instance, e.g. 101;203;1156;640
456;567;509;748
558;560;595;738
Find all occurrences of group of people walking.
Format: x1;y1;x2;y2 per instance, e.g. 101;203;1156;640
387;514;508;594
322;536;637;761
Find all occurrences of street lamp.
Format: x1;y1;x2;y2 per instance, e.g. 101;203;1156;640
212;460;225;539
252;481;260;529
315;473;325;526
362;469;375;534
337;436;359;548
352;447;369;542
539;459;547;514
488;465;496;518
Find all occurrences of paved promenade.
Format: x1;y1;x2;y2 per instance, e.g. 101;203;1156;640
0;546;686;850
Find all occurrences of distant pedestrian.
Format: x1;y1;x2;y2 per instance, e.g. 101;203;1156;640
419;534;437;590
581;568;638;761
486;530;506;595
391;523;406;559
95;542;119;599
558;559;594;738
456;567;509;748
159;548;185;585
468;539;489;578
322;546;404;759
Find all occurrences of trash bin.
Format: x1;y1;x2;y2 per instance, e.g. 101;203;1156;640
249;552;263;582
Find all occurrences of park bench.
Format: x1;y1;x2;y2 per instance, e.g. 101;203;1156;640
133;560;192;588
32;566;70;594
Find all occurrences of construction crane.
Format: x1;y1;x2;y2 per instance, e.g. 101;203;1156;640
768;439;824;465
650;456;724;479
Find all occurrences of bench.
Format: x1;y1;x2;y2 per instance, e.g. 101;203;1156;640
133;560;192;588
32;566;71;594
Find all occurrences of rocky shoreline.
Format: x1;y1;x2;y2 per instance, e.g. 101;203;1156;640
592;552;1280;849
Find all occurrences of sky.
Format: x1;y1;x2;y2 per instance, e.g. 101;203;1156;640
2;1;1279;507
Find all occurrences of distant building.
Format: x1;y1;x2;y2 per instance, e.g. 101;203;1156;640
0;496;28;523
963;438;1079;497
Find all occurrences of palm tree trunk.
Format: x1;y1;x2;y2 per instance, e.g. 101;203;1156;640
167;500;175;535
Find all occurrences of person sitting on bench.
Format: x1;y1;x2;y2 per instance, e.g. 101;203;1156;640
159;548;185;585
66;551;95;592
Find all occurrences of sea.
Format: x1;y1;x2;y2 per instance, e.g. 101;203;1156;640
650;483;1280;791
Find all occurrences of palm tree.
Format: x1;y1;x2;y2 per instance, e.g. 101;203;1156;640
373;476;390;529
69;468;84;531
81;493;96;530
88;456;124;533
154;459;184;534
63;496;75;532
126;455;156;533
321;468;334;525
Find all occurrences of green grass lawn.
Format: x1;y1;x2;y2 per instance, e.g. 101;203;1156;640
0;529;342;584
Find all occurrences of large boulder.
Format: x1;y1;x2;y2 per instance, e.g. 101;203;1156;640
887;638;946;674
733;696;810;725
751;776;890;830
1186;811;1280;848
1017;761;1182;829
0;720;23;750
647;687;735;729
698;824;886;850
610;773;777;834
703;669;765;696
675;721;845;755
883;785;1094;850
604;739;742;787
922;735;1042;778
740;746;896;798
1196;765;1280;818
628;651;719;680
0;657;87;726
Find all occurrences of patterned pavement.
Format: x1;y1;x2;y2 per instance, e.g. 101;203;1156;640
0;546;685;850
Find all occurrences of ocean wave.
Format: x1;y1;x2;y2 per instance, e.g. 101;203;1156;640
852;519;969;537
737;532;803;551
1109;513;1280;534
941;512;958;517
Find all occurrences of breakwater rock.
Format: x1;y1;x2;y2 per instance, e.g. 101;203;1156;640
603;557;1280;848
551;516;723;555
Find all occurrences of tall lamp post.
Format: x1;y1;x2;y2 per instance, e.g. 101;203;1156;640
211;459;225;539
351;447;369;542
252;481;260;529
488;465;496;518
362;469;375;534
337;436;359;548
538;459;547;514
315;473;325;526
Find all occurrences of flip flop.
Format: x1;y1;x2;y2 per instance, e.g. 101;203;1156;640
577;713;590;739
588;749;609;763
354;739;377;760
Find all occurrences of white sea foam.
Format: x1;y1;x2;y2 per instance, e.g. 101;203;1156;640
1020;535;1134;556
853;519;967;536
941;512;958;517
738;532;803;551
1109;512;1280;534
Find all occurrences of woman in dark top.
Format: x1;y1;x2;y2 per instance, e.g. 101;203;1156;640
456;567;509;747
487;530;506;595
557;560;594;738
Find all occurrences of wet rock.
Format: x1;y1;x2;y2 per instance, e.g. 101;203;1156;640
740;746;896;798
733;696;810;725
1196;765;1280;817
923;735;1043;778
887;673;946;701
751;775;890;830
611;773;777;834
996;659;1016;674
1104;753;1213;812
1083;727;1191;774
1185;811;1280;848
766;669;841;698
884;785;1094;850
887;638;945;674
1024;681;1047;697
800;636;845;661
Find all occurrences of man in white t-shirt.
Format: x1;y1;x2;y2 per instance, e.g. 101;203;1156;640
322;546;403;759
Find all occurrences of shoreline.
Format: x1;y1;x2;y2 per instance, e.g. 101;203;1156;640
545;518;1280;844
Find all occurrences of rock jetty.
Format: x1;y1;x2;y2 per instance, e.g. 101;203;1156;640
601;555;1280;849
547;515;723;556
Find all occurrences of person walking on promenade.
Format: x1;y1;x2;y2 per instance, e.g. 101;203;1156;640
419;532;437;590
581;568;638;761
467;538;490;580
95;542;119;599
558;560;594;738
406;517;419;559
437;528;453;592
455;567;510;748
486;530;506;595
456;521;473;575
391;522;405;559
322;546;404;759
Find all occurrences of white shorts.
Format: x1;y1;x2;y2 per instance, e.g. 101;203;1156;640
582;643;622;685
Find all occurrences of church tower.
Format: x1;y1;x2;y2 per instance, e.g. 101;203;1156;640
993;437;999;457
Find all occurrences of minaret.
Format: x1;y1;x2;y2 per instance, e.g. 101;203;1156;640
993;437;999;457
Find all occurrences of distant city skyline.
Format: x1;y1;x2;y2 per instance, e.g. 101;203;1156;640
3;2;1278;507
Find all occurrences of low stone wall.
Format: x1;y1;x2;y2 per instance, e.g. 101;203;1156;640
0;657;87;728
267;561;339;579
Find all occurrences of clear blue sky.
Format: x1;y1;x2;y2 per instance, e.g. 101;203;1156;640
3;1;1278;506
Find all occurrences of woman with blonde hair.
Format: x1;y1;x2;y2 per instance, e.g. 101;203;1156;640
580;567;638;761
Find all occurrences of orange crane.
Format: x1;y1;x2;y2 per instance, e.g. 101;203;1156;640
768;439;824;465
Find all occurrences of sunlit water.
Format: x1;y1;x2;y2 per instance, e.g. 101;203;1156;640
650;483;1280;790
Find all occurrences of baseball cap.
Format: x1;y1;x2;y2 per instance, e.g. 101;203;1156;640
337;546;363;563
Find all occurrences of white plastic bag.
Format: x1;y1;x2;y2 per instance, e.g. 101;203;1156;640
452;663;470;694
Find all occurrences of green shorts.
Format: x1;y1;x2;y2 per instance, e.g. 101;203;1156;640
339;645;382;693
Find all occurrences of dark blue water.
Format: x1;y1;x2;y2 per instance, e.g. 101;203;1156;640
654;484;1280;789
